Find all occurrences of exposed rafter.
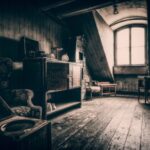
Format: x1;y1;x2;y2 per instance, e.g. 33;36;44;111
58;1;114;18
42;0;76;11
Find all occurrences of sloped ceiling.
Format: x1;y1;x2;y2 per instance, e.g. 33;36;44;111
38;0;131;19
1;1;147;24
97;0;147;30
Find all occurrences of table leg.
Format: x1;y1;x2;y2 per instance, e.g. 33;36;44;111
114;86;116;96
101;87;103;96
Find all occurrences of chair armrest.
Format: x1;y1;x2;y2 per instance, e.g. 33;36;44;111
30;106;42;119
27;98;42;119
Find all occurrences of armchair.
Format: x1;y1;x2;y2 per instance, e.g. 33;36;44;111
10;89;42;119
0;57;42;119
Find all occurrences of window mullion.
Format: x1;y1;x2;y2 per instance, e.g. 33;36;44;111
145;27;148;65
129;27;132;65
114;31;117;66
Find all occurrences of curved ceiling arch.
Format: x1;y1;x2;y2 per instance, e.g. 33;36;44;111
110;16;147;30
97;0;147;30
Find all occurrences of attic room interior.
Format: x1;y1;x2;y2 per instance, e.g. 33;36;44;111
0;0;150;149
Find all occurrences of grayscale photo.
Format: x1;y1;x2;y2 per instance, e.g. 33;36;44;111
0;0;149;149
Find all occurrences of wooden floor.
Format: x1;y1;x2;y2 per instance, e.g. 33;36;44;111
51;97;150;150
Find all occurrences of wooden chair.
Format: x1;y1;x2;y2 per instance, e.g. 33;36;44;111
138;76;150;103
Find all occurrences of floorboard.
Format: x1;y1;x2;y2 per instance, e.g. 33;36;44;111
51;97;150;150
108;100;136;150
141;104;150;150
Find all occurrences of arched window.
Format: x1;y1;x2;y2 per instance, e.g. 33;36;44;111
114;25;147;66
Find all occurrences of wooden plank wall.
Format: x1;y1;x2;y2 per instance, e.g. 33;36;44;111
114;66;148;94
115;75;139;94
0;6;69;89
0;6;68;61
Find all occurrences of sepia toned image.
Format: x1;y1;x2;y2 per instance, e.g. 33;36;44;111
0;0;149;149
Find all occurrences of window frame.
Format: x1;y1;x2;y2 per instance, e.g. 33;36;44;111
114;24;147;67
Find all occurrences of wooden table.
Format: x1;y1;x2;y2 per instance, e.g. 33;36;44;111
99;83;117;96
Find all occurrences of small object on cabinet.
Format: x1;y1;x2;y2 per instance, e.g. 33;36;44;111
61;54;69;62
49;53;56;60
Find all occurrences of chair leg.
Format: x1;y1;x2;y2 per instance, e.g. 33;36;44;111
146;91;149;103
138;88;140;102
90;91;92;99
145;90;148;103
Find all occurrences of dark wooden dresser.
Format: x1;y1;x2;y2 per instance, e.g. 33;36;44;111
23;57;82;119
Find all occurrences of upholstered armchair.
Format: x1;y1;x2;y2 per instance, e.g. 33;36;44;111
10;89;42;119
0;57;42;119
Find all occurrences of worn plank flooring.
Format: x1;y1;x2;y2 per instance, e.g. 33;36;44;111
51;97;150;150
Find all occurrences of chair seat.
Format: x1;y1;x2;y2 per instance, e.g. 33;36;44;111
90;86;101;93
11;106;31;117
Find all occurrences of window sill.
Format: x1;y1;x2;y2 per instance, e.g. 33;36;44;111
113;65;148;75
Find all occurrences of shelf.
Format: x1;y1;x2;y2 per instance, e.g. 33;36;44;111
46;101;81;119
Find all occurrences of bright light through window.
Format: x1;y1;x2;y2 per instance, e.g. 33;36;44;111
131;27;145;65
116;26;146;66
117;28;129;65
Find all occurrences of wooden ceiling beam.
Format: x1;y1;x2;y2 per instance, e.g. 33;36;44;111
41;0;76;11
58;2;113;18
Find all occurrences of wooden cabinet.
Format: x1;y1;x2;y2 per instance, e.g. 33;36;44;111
23;57;82;119
47;60;82;90
23;57;82;90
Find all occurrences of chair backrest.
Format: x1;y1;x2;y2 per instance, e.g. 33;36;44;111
144;77;150;90
138;76;150;89
138;78;144;88
11;89;34;106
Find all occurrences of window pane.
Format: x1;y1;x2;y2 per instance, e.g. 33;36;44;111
117;28;129;48
131;47;145;65
131;27;145;65
131;27;145;46
116;28;129;65
117;48;130;65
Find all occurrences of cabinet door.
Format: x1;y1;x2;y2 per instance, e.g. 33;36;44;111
47;62;69;90
71;64;81;88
